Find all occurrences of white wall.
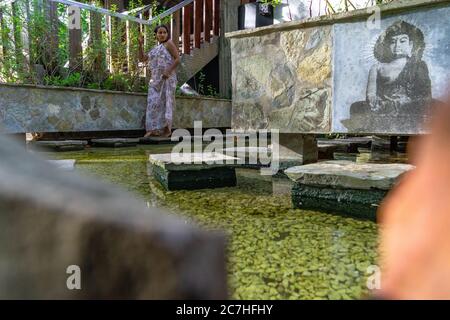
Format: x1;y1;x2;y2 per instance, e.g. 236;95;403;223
274;0;378;24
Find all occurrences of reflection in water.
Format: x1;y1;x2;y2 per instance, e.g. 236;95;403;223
43;145;379;300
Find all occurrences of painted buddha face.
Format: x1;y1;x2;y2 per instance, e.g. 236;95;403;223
389;34;413;58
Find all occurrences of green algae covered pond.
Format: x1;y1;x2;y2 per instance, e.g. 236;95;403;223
40;145;379;300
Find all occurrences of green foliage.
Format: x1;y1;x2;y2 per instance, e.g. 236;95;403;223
0;0;221;95
194;71;220;98
258;0;282;7
44;72;82;87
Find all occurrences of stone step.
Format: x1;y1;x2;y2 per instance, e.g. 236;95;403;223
91;138;139;148
333;152;358;161
285;160;415;220
139;136;176;145
285;160;414;190
28;140;88;152
220;147;271;168
148;152;239;191
318;137;372;153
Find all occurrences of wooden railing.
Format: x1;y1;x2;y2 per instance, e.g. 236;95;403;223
133;0;221;55
0;0;221;86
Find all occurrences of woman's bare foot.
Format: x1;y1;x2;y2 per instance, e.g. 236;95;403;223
160;126;171;138
144;130;160;138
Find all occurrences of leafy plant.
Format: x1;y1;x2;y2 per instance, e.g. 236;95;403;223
44;72;82;87
258;0;282;7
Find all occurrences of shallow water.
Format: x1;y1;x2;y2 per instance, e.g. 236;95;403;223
41;145;380;300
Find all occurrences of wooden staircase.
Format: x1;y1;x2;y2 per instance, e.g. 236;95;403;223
127;0;221;84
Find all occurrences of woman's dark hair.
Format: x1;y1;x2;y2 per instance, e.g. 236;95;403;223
374;20;425;63
154;25;170;40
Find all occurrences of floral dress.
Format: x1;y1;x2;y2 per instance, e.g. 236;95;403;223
146;43;177;132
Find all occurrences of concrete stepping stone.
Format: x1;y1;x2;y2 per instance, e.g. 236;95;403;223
46;159;76;171
139;136;177;145
220;147;271;168
91;138;139;148
318;137;372;153
318;144;340;160
333;152;358;161
148;152;239;191
285;160;414;220
28;140;87;152
371;136;391;152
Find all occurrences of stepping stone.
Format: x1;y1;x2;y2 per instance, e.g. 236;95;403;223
371;136;391;152
91;138;139;148
318;144;339;160
139;136;177;145
46;159;76;171
285;160;414;220
220;147;271;169
357;147;371;153
291;184;387;220
28;140;87;152
148;152;239;191
333;152;358;161
318;137;372;153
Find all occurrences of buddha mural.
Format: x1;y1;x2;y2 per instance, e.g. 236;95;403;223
342;20;433;132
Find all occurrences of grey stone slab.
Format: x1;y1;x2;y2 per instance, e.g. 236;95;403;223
0;135;227;299
139;136;176;145
46;160;76;171
284;160;414;190
292;183;386;221
28;140;88;152
333;152;358;161
91;138;139;148
221;147;271;168
318;137;372;153
149;153;239;171
318;144;339;160
152;165;237;191
149;152;239;191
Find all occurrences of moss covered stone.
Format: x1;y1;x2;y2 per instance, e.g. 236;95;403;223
291;183;387;221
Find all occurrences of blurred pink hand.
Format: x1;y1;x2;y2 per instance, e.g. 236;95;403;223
378;96;450;299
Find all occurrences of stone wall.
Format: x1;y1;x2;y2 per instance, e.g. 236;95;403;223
0;83;231;133
228;0;450;135
231;26;332;133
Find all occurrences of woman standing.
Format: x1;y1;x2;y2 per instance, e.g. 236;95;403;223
139;25;180;138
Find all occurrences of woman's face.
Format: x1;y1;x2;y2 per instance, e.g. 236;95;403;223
389;34;413;58
156;27;168;43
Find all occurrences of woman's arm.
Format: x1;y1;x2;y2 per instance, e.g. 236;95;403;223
138;34;148;63
162;40;180;78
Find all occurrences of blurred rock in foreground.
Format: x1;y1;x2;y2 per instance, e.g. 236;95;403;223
0;135;227;299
